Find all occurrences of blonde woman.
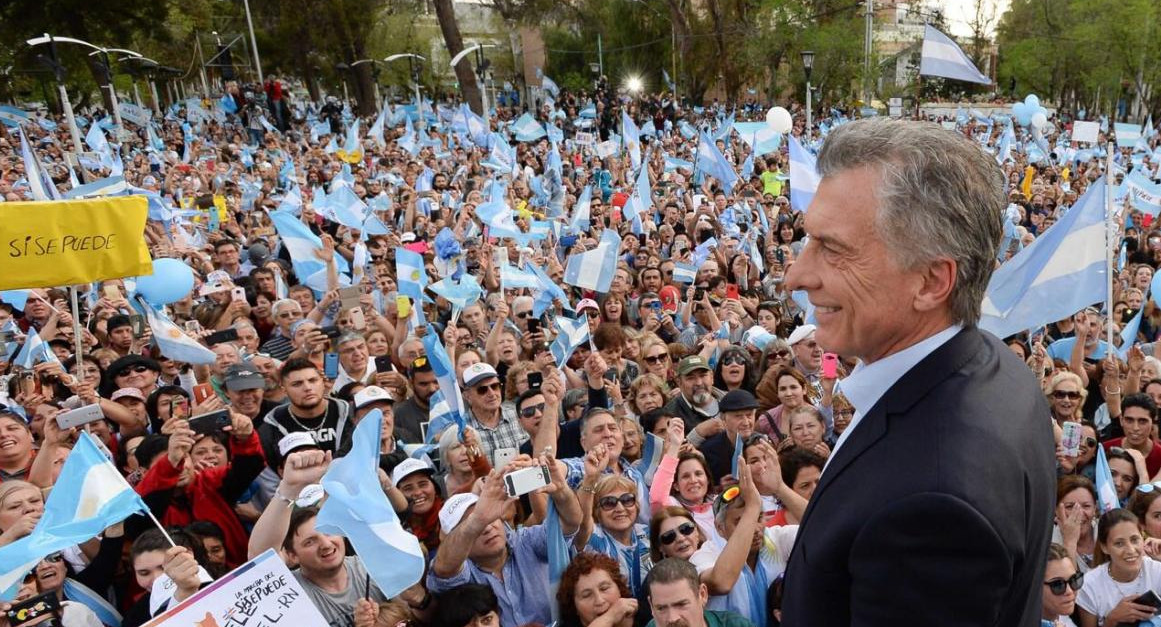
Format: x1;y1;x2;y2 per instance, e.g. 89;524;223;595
1046;371;1087;425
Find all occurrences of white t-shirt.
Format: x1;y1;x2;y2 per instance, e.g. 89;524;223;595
1076;559;1161;624
689;525;798;624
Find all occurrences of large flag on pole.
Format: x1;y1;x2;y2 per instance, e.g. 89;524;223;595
919;24;991;85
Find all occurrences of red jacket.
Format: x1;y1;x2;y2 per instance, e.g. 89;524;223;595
135;432;264;567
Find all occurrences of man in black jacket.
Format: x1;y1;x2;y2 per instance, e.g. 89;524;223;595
780;118;1055;626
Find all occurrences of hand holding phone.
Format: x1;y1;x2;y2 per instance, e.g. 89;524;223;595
504;465;551;498
821;353;838;379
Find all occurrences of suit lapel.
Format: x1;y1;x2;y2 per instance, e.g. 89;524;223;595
799;329;985;527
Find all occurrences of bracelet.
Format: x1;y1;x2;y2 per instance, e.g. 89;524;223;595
579;483;597;494
273;491;294;508
1104;387;1122;396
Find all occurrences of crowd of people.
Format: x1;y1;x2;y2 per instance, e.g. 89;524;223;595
0;75;1158;627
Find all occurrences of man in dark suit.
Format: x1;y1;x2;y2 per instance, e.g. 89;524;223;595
781;118;1055;626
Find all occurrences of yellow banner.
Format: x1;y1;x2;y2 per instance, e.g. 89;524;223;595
1;196;152;290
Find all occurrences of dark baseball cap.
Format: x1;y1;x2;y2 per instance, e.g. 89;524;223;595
224;363;265;391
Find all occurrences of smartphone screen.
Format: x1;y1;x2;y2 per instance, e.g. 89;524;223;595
396;296;412;319
821;353;838;379
324;352;339;379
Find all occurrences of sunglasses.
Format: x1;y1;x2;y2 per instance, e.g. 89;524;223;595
43;552;64;564
721;355;747;367
515;311;533;319
659;522;697;545
474;382;502;395
1082;436;1097;448
520;403;546;418
117;365;151;378
585;311;601;318
1052;391;1082;400
1043;572;1083;595
598;493;637;512
771;350;791;359
645;353;669;364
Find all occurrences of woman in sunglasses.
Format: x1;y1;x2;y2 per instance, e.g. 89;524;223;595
1043;543;1083;627
1076;509;1161;627
713;347;755;393
636;338;675;390
1047;372;1088;426
578;475;653;598
648;507;706;563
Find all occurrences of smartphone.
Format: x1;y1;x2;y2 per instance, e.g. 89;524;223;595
775;249;785;265
726;284;740;300
396;296;411;319
184;320;203;334
6;591;61;627
56;403;105;430
205;328;240;346
320;325;342;340
102;285;120;300
348;307;366;330
0;330;15;343
324;352;339;379
129;314;147;337
636;233;647;247
493;247;509;269
504;465;551;498
231;287;246;302
603;368;618;383
493;447;519;470
374;355;393;373
19;371;40;397
822;353;839;379
527;371;543;390
169;397;190;422
192;382;214;405
693;288;705;302
338;285;362;309
1135;589;1161;610
527;318;540;334
1061;421;1083;458
188;409;231;436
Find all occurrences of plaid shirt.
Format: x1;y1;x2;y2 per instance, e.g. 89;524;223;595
466;402;528;464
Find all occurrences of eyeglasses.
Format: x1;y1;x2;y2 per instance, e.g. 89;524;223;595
598;493;637;511
1043;572;1083;595
515;311;533;319
1082;437;1097;448
645;353;669;364
836;409;855;418
771;350;791;359
1052;391;1082;400
520;403;546;418
585;311;601;319
117;365;151;378
42;552;64;564
659;522;697;545
721;354;747;367
474;382;502;395
641;301;660;310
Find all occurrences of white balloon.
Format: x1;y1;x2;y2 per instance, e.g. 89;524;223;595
766;107;793;133
1030;112;1047;130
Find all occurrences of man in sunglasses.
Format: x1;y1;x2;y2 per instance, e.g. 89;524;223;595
462;362;527;464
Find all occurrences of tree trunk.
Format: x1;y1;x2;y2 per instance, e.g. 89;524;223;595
433;0;484;115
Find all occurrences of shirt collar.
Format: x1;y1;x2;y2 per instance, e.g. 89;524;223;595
840;325;963;418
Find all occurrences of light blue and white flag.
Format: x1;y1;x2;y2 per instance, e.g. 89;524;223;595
542;75;560;98
316;408;424;597
564;228;621;293
1115;123;1142;149
427;274;484;320
788;135;820;213
664;155;694;173
1095;445;1119;513
623;162;651;222
979;179;1109;339
475;199;521;238
622;110;642;170
1119;307;1144;359
17;128;57;201
733;122;782;156
1126;170;1161;216
512;113;546;142
672;261;698;284
139;299;216;365
85;123;110;155
422;331;465;431
500;263;540;291
530;263;572;318
996;124;1015;165
424;389;464;443
919;24;991;84
0;105;31;127
269;210;349;282
13;327;58;369
550;315;591;368
0;433;149;596
695;131;738;194
62;175;127;200
569;185;593;232
395;247;428;301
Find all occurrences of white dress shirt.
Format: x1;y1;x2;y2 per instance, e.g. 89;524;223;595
826;325;963;473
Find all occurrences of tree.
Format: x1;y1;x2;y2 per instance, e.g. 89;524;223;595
433;0;484;115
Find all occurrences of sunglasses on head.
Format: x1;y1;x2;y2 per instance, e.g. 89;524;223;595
117;365;151;378
659;521;697;545
42;552;64;564
520;403;546;418
1043;572;1083;595
1052;390;1082;400
598;493;637;511
474;382;502;395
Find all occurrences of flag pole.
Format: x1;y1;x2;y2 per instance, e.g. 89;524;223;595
69;286;84;374
143;507;179;548
1106;146;1116;351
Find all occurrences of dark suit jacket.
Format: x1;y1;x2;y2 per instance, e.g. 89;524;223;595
780;328;1055;627
698;432;737;486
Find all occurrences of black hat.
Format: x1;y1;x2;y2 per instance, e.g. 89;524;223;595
719;389;760;413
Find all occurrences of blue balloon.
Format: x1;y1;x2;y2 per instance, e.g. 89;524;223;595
135;258;195;306
1025;94;1040;109
1012;102;1031;127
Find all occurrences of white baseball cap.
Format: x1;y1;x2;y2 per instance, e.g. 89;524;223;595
439;493;480;533
353;386;394;409
787;324;817;346
278;432;318;458
461;362;499;388
391;458;435;487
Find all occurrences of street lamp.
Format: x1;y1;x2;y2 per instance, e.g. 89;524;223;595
385;53;426;107
25;35;95;152
334;62;351;104
801;50;815;140
122;56;161;115
351;59;382;108
628;0;678;99
87;47;142;128
449;44;497;117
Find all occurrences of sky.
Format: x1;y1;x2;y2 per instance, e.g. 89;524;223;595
932;0;1011;38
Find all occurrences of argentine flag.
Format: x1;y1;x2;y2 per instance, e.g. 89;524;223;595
564;228;621;293
979;179;1109;340
395;247;428;302
316;409;425;598
550;315;592;368
140;300;217;365
0;433;149;596
269;210;350;282
13;327;58;369
512;113;546;142
788;135;820;213
919;24;991;85
672;261;698;284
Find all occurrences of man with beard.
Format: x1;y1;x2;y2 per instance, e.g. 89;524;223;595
257;358;352;465
393;357;439;443
664;356;725;436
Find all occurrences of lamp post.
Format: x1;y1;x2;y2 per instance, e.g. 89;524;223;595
629;0;678;99
801;50;815;141
385;53;426;107
334;62;350;104
122;56;161;116
25;35;94;152
351;59;382;108
449;44;496;117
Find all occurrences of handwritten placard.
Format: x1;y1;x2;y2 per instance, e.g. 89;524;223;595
143;549;328;627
